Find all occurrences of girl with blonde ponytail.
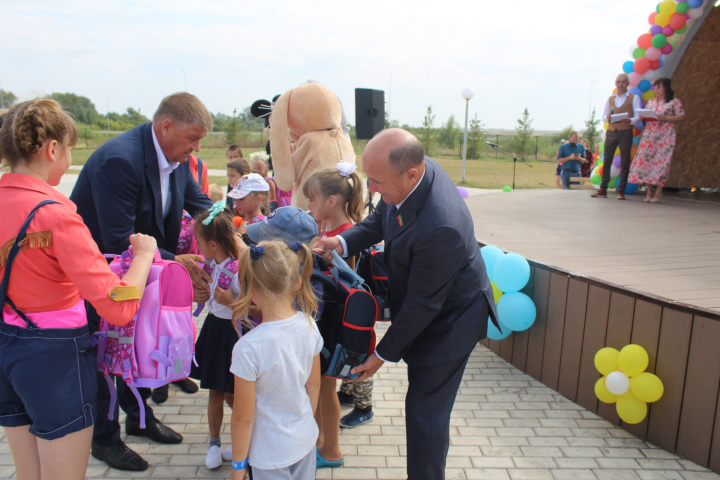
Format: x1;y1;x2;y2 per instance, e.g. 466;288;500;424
229;240;322;479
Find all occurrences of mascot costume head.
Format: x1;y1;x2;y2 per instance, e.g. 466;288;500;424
269;83;356;210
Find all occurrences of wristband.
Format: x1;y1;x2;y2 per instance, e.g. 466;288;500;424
232;458;248;470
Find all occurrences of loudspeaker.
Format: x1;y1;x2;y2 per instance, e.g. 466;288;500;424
354;88;385;140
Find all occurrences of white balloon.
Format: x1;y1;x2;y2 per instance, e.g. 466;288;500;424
629;45;637;57
606;371;631;395
689;8;704;19
611;165;621;177
643;70;658;81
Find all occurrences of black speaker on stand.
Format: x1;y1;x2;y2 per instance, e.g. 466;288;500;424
355;88;385;140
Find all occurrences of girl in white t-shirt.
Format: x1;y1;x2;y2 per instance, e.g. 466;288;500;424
229;241;323;480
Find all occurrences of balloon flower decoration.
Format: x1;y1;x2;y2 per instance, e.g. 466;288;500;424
594;345;664;424
480;246;537;341
590;0;707;195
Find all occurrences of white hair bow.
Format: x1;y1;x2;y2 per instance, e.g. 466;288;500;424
336;161;357;177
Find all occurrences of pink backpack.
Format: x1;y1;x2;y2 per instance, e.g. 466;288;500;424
94;247;196;428
176;212;199;256
192;258;239;317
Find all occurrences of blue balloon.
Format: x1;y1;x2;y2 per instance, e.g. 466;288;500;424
622;61;635;74
688;0;702;7
636;121;645;131
487;316;512;340
625;182;639;194
638;80;651;92
629;87;643;98
659;58;664;68
497;292;537;332
480;246;504;282
493;253;530;293
633;135;641;146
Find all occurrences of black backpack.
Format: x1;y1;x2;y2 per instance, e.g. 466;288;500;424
356;245;391;321
311;252;378;380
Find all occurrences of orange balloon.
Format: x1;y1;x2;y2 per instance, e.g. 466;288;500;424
631;145;638;158
233;216;244;228
613;87;618;94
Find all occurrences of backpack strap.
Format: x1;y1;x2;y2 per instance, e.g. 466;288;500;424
0;200;59;328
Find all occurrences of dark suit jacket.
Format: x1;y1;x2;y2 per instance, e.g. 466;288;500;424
343;157;499;367
71;123;213;259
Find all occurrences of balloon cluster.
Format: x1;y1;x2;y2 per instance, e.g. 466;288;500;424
590;0;705;193
480;246;537;341
594;345;664;424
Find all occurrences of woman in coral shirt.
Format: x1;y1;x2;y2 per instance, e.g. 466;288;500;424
0;99;156;480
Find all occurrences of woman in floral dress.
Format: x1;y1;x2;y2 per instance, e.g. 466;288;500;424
629;78;685;203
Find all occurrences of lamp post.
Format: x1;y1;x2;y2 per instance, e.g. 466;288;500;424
461;87;475;183
589;79;597;121
181;69;187;92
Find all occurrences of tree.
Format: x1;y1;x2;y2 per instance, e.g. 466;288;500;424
224;108;241;145
551;125;575;145
438;114;460;151
514;108;534;160
0;90;17;109
420;106;436;155
583;108;602;152
466;114;486;159
50;93;99;125
103;107;150;131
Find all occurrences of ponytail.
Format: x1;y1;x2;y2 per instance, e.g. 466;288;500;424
295;244;319;322
345;171;364;224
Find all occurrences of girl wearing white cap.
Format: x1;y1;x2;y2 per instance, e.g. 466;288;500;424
227;174;270;231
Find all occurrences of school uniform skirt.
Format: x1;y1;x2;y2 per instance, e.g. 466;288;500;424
190;313;239;394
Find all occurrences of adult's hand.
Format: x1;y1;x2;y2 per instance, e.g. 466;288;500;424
128;233;157;259
350;353;384;382
313;236;343;264
175;254;212;302
621;118;632;124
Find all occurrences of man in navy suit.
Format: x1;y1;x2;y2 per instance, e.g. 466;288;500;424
71;93;214;472
316;129;499;479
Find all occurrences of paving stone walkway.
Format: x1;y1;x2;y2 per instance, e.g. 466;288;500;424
2;320;719;479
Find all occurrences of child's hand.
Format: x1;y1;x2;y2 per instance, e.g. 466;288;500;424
214;286;235;307
237;222;247;235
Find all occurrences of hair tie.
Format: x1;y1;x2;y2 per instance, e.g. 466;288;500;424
202;201;226;225
287;241;302;253
336;159;357;177
250;244;265;261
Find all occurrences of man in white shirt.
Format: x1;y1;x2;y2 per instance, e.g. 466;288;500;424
592;74;642;200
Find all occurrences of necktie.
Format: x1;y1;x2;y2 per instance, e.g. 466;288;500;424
387;204;398;223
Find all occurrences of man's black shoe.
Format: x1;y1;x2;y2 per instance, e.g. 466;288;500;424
337;391;354;407
91;441;149;472
126;419;183;444
151;384;169;404
173;378;199;394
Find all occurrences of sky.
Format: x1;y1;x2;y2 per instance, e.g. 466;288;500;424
1;0;659;131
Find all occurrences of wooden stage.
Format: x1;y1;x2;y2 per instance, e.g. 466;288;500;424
466;189;720;313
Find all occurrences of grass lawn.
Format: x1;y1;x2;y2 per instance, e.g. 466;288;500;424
72;148;559;190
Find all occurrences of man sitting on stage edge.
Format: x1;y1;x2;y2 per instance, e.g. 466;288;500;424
557;131;586;189
592;73;641;200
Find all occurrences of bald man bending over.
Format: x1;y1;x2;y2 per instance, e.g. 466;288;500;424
315;129;500;479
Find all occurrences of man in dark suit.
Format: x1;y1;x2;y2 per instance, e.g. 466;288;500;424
71;92;214;472
315;129;499;479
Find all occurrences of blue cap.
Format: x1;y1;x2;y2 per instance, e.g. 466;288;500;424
246;207;319;245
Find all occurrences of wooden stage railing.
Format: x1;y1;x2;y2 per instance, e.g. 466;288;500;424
477;240;720;472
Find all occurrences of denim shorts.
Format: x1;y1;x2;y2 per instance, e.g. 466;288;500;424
0;321;97;440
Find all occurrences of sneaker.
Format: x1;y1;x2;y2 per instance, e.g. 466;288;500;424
340;407;374;428
205;445;223;469
221;445;233;462
591;189;607;198
337;391;354;407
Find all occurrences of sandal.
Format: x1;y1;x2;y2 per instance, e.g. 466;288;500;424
316;448;344;469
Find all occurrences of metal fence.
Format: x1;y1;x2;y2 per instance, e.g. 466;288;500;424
75;129;267;150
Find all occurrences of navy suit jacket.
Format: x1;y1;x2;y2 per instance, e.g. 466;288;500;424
71;123;213;259
343;157;500;367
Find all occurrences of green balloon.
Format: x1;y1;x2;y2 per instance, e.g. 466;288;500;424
633;48;646;60
676;2;689;14
600;142;605;151
656;2;661;13
591;175;601;185
503;186;512;192
652;34;667;49
609;177;618;189
677;24;687;34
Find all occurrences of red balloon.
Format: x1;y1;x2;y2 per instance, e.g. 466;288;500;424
638;33;653;49
649;12;658;25
649;59;661;70
669;13;687;30
634;57;651;74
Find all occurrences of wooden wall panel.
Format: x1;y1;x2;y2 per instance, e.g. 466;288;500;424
499;334;514;364
596;293;636;425
647;310;693;452
557;279;590;402
623;300;663;439
525;268;551;381
488;339;501;355
677;317;720;466
541;273;569;391
511;266;536;372
576;286;612;413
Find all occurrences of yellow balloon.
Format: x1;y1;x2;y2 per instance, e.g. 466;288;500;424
594;348;620;376
659;0;676;15
642;90;656;102
618;345;649;377
604;122;609;131
491;282;504;304
631;372;664;403
656;13;671;27
614;147;620;156
595;377;618;404
616;392;647;424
